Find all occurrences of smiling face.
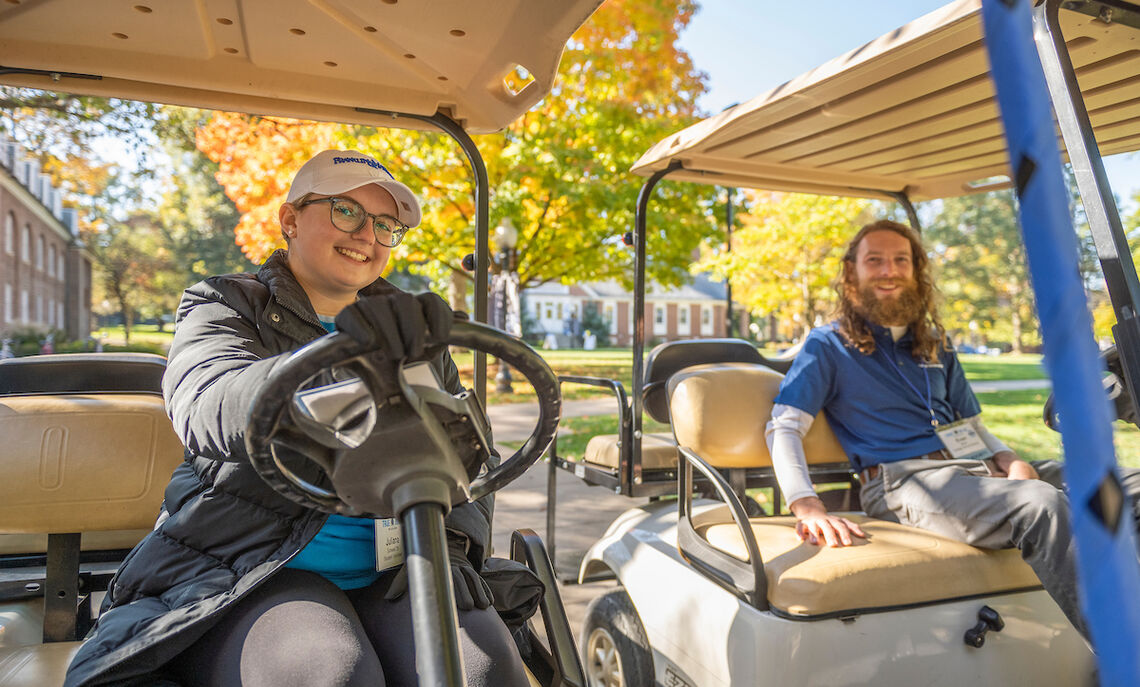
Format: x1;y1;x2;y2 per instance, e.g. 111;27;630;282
850;229;922;326
279;183;396;316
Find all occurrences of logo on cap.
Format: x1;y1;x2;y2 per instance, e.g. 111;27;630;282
332;155;394;179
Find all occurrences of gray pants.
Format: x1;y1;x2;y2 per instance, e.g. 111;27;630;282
859;458;1140;638
167;568;530;687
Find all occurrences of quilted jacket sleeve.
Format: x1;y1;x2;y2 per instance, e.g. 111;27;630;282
162;277;296;462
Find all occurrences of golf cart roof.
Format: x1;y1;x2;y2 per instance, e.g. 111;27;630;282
0;0;602;134
631;0;1140;201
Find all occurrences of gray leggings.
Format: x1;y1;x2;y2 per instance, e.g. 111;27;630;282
167;568;529;687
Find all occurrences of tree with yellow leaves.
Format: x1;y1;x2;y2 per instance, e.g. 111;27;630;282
696;192;871;342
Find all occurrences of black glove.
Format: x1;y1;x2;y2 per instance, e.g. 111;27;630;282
335;291;452;361
384;531;493;611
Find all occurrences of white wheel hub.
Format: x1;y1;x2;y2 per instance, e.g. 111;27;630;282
585;626;624;687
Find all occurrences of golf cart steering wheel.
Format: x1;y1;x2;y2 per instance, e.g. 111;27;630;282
245;319;561;517
1043;344;1138;432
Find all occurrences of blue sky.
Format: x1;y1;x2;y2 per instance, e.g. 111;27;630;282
675;0;1140;213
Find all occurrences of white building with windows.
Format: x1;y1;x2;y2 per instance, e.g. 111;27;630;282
0;134;92;341
523;274;742;347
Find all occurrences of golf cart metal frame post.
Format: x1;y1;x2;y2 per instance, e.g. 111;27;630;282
630;161;683;485
1033;0;1140;415
355;107;492;406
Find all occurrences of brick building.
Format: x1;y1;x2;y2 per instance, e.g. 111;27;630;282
524;274;746;347
0;135;92;341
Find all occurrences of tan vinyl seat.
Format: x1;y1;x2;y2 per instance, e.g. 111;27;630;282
699;514;1039;616
0;392;185;686
579;432;678;470
669;363;1041;617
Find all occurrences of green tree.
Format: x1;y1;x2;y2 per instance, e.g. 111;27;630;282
151;108;255;310
926;190;1037;352
83;214;177;344
696;192;871;341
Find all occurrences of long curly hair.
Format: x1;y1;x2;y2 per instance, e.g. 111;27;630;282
833;219;947;363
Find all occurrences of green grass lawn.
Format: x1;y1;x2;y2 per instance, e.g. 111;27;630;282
459;347;1049;406
536;389;1140;470
96;324;176;352
959;353;1046;381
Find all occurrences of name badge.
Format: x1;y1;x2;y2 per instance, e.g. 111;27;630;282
934;420;992;461
375;518;404;572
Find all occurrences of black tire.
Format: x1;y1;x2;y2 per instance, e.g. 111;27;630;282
580;588;655;687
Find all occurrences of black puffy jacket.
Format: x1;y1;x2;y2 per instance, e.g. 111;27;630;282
65;250;492;686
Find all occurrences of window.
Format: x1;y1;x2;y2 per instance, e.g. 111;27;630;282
679;308;688;325
58;253;66;280
46;297;54;326
4;212;13;255
701;306;713;335
57;302;65;328
36;234;45;271
22;225;30;262
20;289;29;321
544;303;553;320
36;294;43;324
653;304;666;335
48;244;57;277
556;302;563;320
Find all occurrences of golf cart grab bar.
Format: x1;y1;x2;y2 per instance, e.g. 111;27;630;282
676;445;768;610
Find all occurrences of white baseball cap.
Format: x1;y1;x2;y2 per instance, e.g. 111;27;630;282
286;149;422;228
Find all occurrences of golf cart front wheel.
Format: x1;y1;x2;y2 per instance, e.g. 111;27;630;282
581;589;654;687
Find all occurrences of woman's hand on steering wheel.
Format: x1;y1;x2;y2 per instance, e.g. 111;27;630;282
335;292;453;361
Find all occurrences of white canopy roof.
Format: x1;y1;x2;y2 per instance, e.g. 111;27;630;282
0;0;603;133
631;0;1140;201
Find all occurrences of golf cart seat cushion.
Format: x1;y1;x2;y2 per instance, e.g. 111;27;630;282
0;530;153;555
642;338;769;424
581;432;677;470
0;642;83;687
699;514;1040;617
668;363;847;468
0;393;184;534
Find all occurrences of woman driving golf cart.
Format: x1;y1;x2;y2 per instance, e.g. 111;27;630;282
63;149;530;687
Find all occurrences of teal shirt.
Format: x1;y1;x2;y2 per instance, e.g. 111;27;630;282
284;314;380;590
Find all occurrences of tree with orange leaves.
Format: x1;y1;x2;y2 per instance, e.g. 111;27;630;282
196;0;716;306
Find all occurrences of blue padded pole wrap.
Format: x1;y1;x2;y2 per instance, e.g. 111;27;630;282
981;1;1140;683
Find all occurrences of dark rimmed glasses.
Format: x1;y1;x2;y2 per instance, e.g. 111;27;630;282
298;196;409;247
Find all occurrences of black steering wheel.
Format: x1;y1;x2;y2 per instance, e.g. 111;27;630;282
244;319;561;517
1043;344;1138;432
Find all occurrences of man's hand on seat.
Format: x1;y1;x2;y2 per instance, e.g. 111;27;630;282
992;450;1039;481
789;495;867;547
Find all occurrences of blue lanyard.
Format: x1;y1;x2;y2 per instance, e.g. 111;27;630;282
879;340;938;427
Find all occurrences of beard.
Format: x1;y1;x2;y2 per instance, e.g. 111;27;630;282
853;278;924;327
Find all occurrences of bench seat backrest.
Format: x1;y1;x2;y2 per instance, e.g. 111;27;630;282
667;362;847;469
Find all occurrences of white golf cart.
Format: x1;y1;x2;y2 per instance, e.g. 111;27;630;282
0;2;604;685
544;0;1140;684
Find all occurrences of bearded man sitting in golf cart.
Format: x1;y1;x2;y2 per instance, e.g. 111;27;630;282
766;218;1140;640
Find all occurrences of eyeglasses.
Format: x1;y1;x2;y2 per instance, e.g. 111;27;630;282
298;196;409;247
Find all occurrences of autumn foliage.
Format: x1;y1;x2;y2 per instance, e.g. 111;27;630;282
195;0;715;294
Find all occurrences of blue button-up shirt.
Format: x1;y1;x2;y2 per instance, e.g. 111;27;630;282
774;321;981;470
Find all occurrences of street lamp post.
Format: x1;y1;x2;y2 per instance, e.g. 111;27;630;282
493;219;519;394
